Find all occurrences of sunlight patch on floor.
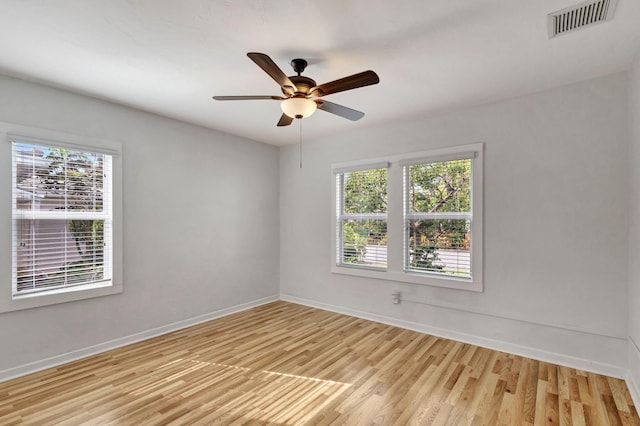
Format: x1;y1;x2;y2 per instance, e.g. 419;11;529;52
124;357;352;424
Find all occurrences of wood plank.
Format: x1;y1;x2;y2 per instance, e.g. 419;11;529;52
534;379;548;426
570;400;587;426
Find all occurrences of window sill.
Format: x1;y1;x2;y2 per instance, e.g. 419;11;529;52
331;265;483;292
12;280;114;300
0;280;122;313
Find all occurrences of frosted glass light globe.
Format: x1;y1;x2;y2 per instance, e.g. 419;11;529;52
281;97;317;119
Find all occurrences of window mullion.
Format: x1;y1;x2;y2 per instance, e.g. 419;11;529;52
386;163;403;273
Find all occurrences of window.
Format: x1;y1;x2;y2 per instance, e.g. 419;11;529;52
332;144;483;292
12;139;113;295
2;126;122;312
336;164;389;269
404;157;472;278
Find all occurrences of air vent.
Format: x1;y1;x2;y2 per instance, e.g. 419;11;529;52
548;0;617;38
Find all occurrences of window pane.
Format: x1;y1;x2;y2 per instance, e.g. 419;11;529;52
407;219;470;277
341;219;387;268
14;143;105;212
343;168;387;214
406;158;472;278
408;159;471;213
15;218;106;293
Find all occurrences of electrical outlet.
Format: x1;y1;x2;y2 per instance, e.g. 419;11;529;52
392;290;400;304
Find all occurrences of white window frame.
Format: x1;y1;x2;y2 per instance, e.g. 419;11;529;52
1;122;123;313
334;162;390;271
331;143;483;292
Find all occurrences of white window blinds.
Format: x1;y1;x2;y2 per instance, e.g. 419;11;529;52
404;157;473;277
11;139;113;295
335;165;388;269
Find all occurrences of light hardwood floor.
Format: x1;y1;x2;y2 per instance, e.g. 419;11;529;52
0;301;638;425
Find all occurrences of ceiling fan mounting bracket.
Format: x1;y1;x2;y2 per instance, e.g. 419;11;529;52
290;58;308;75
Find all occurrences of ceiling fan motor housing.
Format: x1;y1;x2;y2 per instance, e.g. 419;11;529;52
284;75;317;96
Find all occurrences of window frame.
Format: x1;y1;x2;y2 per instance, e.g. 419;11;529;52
335;163;390;271
1;122;123;313
331;143;483;292
402;153;475;278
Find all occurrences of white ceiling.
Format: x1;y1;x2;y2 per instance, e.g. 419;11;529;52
0;0;639;146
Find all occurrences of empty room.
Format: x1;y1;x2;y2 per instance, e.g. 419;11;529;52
1;0;640;424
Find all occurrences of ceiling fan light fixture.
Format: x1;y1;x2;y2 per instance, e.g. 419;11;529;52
281;97;317;119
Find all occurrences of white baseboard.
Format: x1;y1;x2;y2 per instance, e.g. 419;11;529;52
280;294;627;379
627;338;640;409
0;295;278;383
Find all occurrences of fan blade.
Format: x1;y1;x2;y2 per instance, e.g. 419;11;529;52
247;52;297;95
310;70;379;97
277;113;294;127
212;95;285;101
315;100;365;121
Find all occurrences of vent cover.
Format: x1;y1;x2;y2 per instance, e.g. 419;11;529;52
548;0;618;38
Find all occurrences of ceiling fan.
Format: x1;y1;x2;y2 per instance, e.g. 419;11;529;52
213;52;380;127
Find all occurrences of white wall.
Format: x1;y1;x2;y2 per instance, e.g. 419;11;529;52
280;72;629;375
0;75;280;377
628;52;640;402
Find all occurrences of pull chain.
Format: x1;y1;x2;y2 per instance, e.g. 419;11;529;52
299;119;303;169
